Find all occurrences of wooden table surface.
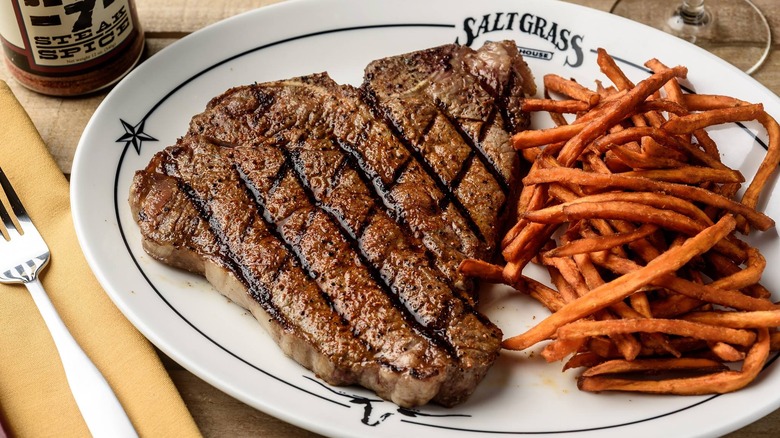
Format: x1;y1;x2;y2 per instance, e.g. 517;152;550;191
2;0;778;436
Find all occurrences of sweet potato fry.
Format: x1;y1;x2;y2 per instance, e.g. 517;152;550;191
741;111;780;214
512;124;583;149
608;144;687;170
692;128;722;160
596;48;634;91
619;167;744;184
578;328;769;395
502;216;736;350
590;126;686;155
771;332;780;351
681;93;748;111
661;104;764;134
635;99;688;117
649;294;705;319
654;274;777;312
523;168;774;230
541;255;643;360
557;318;756;346
545;224;657;258
522;98;591;113
524;201;705;236
581;357;727;377
458;258;504;283
546;263;582;304
563;352;605;371
645;58;685;105
641;136;690;163
536;191;713;226
710;342;746;362
542;338;588;362
502;221;555;264
543;74;600;105
682;310;780;328
708;247;766;291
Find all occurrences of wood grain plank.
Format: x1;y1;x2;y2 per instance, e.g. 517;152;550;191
136;0;284;33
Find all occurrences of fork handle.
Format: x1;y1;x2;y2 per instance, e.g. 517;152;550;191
26;279;138;438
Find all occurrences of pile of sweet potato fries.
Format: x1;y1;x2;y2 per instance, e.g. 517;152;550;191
460;49;780;394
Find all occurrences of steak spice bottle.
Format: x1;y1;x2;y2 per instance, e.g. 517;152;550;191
0;0;144;96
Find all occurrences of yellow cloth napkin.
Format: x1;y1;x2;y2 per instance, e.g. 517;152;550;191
0;80;201;437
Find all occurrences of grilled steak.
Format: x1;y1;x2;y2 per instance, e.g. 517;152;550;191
129;41;535;407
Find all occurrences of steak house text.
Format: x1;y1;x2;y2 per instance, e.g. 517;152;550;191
457;12;585;67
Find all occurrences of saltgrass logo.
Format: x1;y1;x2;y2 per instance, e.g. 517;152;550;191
456;12;585;67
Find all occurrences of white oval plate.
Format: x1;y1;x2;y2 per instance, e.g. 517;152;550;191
71;0;780;436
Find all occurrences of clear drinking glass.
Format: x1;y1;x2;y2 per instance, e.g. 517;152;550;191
611;0;771;75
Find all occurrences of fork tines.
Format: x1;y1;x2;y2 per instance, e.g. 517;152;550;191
0;167;25;239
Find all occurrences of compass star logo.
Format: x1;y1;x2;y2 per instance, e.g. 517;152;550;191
117;119;157;154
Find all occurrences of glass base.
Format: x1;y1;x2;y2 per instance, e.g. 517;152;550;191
611;0;771;75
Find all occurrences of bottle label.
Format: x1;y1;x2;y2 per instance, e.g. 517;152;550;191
0;0;136;73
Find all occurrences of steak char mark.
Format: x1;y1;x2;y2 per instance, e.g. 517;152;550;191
130;41;535;407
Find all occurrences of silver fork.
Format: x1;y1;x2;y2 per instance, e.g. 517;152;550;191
0;167;137;437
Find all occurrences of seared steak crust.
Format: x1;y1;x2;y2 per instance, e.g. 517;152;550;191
130;41;535;407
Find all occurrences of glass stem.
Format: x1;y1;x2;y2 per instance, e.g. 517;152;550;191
679;0;708;25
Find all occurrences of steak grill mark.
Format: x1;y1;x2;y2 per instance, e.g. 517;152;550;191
265;144;458;357
431;99;513;222
432;97;511;196
164;159;292;331
164;143;443;376
330;136;405;225
233;163;410;373
362;88;488;245
327;138;462;298
497;71;517;134
326;137;459;287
